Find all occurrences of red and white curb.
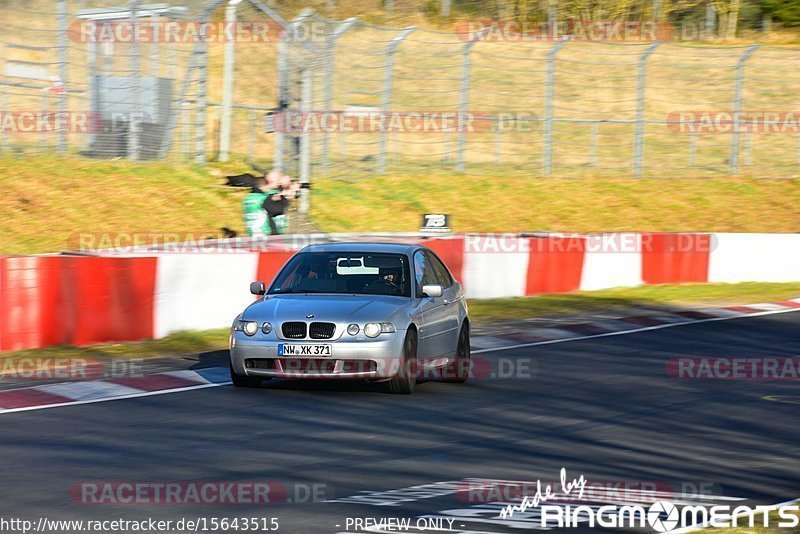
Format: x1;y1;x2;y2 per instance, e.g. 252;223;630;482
0;298;797;415
469;298;800;352
0;368;230;415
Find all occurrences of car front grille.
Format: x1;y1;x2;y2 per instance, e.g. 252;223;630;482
281;322;307;339
309;322;336;339
281;358;336;373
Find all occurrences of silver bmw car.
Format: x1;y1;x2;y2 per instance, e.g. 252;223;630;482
229;242;470;394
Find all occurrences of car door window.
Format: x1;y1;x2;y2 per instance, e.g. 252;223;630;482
413;250;438;294
424;251;453;288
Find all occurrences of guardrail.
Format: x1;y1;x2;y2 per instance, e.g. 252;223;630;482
2;232;798;352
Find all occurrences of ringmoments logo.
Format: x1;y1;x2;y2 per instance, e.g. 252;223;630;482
498;469;800;532
533;500;799;531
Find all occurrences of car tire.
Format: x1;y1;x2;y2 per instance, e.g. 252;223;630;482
387;330;417;394
442;323;470;384
230;362;262;388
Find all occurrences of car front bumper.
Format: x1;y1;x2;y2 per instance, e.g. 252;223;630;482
230;330;406;380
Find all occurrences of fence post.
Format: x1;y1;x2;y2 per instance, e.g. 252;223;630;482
729;44;758;174
633;42;661;177
274;31;289;171
182;102;190;157
150;14;159;76
298;67;312;215
56;0;69;154
322;18;357;173
194;12;210;165
542;39;566;176
219;0;240;162
128;0;142;161
456;30;484;172
377;27;415;174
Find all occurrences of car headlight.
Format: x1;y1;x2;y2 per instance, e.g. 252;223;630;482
242;321;258;336
364;322;396;338
364;323;381;338
347;323;360;336
261;322;272;334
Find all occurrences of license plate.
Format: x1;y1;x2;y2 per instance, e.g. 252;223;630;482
278;344;332;357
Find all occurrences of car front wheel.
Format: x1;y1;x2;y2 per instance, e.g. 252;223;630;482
230;362;262;388
387;330;417;394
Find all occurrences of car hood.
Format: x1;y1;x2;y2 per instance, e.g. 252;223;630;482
243;294;411;324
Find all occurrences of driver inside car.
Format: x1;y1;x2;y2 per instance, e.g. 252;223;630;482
365;266;403;295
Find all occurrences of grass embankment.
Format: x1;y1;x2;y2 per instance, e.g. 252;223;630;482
1;155;798;254
0;156;247;255
1;282;798;364
310;173;800;234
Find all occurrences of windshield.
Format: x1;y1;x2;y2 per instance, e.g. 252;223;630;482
268;252;411;297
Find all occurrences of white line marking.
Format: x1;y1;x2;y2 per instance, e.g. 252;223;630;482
37;380;142;401
472;306;800;355
0;382;229;415
1;304;798;416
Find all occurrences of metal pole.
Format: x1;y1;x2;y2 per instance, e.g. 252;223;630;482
633;42;661;177
322;18;357;173
182;101;190;157
705;4;716;36
194;14;210;164
274;32;288;171
159;0;323;160
378;27;415;174
441;0;451;17
88;39;98;153
542;40;566;175
150;15;159;77
548;0;558;39
128;0;142;161
56;0;69;153
456;30;484;172
298;68;312;214
274;12;314;173
219;0;239;162
729;44;758;174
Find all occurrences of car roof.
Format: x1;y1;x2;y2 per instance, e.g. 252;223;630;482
299;242;419;255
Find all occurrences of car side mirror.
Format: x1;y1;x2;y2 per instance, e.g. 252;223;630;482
422;284;442;298
250;282;266;295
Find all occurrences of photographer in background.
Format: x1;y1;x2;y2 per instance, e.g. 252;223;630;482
261;171;301;235
242;176;271;237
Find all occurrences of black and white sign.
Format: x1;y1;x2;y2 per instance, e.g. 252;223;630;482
420;214;450;234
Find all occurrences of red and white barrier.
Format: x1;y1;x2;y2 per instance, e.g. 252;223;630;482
1;232;798;351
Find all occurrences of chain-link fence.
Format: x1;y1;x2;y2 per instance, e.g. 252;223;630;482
1;0;800;183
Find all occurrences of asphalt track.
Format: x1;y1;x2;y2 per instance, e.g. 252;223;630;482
1;311;799;533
